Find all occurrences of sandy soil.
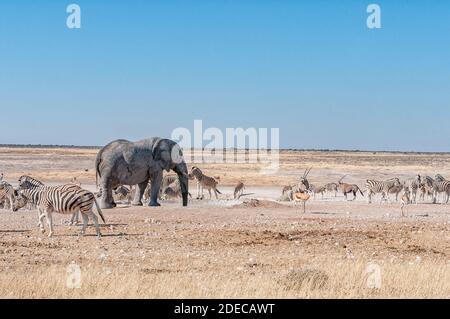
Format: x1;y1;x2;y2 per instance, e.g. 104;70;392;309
0;147;449;298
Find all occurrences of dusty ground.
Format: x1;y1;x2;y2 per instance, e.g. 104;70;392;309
0;147;449;298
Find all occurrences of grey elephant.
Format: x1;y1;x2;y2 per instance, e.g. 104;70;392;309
95;137;189;208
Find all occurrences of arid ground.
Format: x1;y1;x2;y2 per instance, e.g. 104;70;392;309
0;147;449;298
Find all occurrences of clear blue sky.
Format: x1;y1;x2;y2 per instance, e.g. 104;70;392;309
1;1;449;151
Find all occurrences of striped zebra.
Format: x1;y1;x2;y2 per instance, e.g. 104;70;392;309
18;175;85;225
188;166;222;200
324;182;338;197
430;176;450;204
0;181;15;211
403;175;421;203
419;176;434;202
365;178;401;203
13;186;105;238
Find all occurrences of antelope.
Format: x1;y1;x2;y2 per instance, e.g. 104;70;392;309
233;182;245;199
298;167;312;192
338;176;364;201
292;192;310;213
400;188;411;217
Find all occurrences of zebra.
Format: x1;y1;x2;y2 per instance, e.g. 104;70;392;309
386;183;404;202
419;176;434;202
188;166;222;200
308;184;326;200
233;182;245;199
430;176;450;204
403;175;421;203
142;174;180;202
18;175;84;225
365;178;401;203
162;179;192;200
13;186;105;238
281;184;296;196
324;182;338;197
435;174;446;182
0;181;15;211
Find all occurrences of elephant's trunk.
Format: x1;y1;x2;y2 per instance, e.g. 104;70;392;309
174;163;189;207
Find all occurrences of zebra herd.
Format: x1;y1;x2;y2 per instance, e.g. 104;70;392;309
282;170;450;206
1;168;450;238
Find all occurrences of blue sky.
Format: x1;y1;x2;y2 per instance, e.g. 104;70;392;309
1;1;449;151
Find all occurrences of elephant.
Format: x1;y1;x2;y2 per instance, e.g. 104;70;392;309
95;137;189;208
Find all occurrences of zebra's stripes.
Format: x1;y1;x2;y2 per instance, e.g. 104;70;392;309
18;175;44;188
188;167;222;200
18;175;83;224
403;175;421;203
365;178;401;203
0;181;15;211
431;177;450;204
14;186;105;237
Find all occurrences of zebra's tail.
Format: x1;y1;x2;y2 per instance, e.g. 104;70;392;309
216;188;222;194
358;187;364;197
93;198;106;223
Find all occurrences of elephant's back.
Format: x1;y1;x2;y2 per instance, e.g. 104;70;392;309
96;139;133;173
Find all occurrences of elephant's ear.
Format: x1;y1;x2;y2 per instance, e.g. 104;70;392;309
152;139;171;171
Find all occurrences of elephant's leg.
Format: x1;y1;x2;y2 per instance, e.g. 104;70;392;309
99;176;116;209
132;181;147;206
149;172;163;207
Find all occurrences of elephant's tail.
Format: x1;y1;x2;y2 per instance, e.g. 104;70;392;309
95;157;101;189
93;198;106;223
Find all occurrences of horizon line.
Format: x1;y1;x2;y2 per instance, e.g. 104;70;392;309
0;144;449;155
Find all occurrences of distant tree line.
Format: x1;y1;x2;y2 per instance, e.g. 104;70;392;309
0;144;447;155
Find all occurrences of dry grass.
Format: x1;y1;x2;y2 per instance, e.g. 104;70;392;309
0;147;449;299
0;259;448;298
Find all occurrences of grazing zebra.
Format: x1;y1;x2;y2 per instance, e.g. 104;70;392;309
365;178;401;203
0;181;15;211
13;187;105;238
403;175;421;203
188;167;222;200
233;182;245;199
324;182;338;197
435;174;446;182
144;174;179;201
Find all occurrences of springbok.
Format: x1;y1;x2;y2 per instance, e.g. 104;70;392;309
292;192;310;213
400;188;411;217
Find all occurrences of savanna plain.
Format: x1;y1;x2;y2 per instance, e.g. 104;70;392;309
0;147;449;298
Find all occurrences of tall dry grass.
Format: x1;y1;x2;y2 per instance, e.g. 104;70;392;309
0;258;448;298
